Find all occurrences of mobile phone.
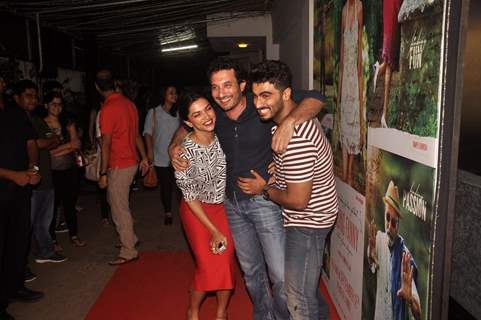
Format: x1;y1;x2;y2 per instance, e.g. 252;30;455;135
217;241;227;253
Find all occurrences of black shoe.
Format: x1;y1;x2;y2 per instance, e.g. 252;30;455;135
55;222;68;233
35;253;68;264
164;215;173;225
10;287;44;303
0;309;15;320
24;268;37;283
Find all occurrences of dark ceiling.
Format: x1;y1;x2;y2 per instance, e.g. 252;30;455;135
1;0;273;58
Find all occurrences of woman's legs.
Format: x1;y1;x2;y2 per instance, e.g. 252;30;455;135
215;290;232;319
52;168;84;245
381;65;393;127
155;166;175;223
187;289;206;320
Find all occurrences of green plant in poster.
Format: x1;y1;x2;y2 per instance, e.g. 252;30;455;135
363;147;433;320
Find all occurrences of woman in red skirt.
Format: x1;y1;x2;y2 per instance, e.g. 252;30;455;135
174;91;234;320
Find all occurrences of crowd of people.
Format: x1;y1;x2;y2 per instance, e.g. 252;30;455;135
1;57;340;320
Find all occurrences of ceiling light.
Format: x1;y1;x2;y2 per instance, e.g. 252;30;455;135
237;42;248;48
159;27;196;46
161;44;198;52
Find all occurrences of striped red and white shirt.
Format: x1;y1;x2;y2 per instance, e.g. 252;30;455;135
272;118;338;229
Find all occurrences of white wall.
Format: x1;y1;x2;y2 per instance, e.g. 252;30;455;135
271;0;313;89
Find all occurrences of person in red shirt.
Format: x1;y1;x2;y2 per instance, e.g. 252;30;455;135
96;69;149;265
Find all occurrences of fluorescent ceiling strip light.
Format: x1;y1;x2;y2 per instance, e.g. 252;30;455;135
161;44;198;52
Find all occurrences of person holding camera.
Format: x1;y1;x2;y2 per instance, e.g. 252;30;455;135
174;91;234;320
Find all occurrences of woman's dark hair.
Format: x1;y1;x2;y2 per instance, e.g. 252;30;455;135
160;85;178;117
177;91;205;129
44;92;74;140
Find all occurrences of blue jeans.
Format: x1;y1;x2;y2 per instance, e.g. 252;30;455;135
224;194;288;320
285;227;331;320
31;189;55;258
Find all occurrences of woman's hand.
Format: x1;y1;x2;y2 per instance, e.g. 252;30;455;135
210;231;227;255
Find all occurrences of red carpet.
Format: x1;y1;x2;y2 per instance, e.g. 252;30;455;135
85;251;340;320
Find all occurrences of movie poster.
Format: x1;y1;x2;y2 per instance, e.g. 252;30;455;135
363;146;433;320
314;0;445;319
323;179;365;320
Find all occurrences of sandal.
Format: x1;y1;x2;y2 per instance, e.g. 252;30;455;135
70;236;86;247
108;256;139;266
114;240;140;249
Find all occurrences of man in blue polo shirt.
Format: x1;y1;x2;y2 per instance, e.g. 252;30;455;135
170;58;324;320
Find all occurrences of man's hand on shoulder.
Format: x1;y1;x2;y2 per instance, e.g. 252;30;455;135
169;145;189;171
272;115;296;154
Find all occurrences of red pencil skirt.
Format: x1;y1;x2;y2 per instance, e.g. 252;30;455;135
179;200;235;291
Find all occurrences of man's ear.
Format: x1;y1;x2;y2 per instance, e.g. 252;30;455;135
95;83;100;93
13;94;20;104
239;80;247;93
282;87;292;101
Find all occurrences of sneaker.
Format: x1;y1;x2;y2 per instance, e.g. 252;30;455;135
24;269;37;283
35;253;68;264
55;222;68;233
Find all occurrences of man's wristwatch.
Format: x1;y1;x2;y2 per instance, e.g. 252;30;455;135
31;165;40;172
262;184;271;201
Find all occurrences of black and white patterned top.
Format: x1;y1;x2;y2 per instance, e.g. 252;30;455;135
175;134;226;203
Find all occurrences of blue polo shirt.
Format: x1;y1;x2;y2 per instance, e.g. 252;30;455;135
214;90;324;201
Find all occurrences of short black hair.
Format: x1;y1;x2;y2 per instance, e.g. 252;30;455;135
250;60;292;91
95;69;116;92
177;91;205;126
206;57;245;84
14;79;38;96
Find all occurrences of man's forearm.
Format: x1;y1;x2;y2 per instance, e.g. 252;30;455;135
268;186;310;211
169;126;188;150
27;139;39;167
0;168;16;182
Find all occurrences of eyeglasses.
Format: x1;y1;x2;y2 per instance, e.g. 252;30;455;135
385;213;398;228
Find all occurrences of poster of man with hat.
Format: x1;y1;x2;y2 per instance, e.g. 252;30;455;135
362;147;434;320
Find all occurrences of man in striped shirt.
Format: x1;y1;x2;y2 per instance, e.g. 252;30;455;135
247;60;339;320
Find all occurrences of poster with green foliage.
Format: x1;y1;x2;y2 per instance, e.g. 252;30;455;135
314;0;445;319
363;146;433;320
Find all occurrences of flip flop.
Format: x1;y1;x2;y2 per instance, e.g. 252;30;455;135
108;256;139;266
